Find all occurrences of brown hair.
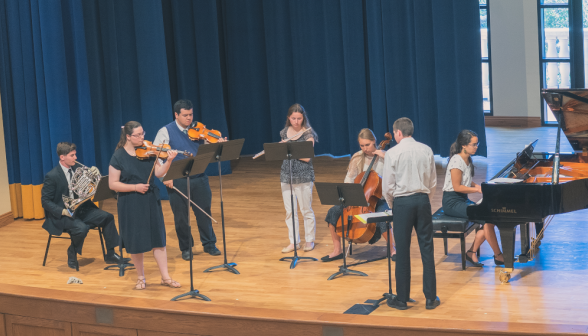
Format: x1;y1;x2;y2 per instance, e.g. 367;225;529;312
116;121;142;150
56;142;76;157
393;117;414;137
284;103;318;141
449;129;477;177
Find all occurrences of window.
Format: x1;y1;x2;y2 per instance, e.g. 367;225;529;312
539;0;584;124
480;0;492;114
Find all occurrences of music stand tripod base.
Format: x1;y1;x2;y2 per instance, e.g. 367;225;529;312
204;262;239;274
171;290;211;302
280;254;318;269
327;266;368;280
104;260;134;277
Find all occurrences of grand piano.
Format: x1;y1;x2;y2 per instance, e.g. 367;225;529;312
467;89;588;283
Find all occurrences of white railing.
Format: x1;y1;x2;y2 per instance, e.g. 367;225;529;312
481;29;490;111
544;28;571;88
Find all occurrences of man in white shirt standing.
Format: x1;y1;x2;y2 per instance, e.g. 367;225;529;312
382;117;440;310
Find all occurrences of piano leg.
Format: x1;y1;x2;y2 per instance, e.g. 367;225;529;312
519;223;530;263
535;222;544;247
497;224;518;284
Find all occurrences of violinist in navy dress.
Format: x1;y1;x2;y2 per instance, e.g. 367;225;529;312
109;121;180;290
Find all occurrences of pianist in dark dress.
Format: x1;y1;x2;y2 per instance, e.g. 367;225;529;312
442;130;504;266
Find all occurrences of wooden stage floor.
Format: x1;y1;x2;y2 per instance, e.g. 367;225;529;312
1;127;588;335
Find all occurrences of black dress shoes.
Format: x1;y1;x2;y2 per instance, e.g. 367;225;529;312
203;245;221;256
67;245;78;270
386;296;408;310
390;254;397;262
321;253;343;262
104;253;131;264
426;296;441;310
181;250;193;261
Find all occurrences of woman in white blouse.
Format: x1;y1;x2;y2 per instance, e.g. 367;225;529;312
442;130;503;266
322;128;396;262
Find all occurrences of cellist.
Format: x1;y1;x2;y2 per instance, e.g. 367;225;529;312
322;128;396;262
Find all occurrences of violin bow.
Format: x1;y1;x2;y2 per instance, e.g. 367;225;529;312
252;127;313;159
147;141;166;184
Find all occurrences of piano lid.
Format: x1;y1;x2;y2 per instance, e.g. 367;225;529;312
542;89;588;150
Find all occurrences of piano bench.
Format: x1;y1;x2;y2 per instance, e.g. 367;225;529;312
432;208;482;270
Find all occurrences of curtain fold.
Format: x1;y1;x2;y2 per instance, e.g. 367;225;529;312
0;0;485;219
0;0;173;218
161;0;484;156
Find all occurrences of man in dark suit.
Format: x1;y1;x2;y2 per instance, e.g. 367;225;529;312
41;142;124;269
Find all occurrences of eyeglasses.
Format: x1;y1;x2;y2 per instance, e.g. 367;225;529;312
131;131;146;138
468;142;479;147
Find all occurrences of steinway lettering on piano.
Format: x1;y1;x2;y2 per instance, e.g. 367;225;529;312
467;89;588;283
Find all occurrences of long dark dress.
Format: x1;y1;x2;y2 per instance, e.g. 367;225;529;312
109;148;166;254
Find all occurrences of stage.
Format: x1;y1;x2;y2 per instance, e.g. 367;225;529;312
0;127;587;335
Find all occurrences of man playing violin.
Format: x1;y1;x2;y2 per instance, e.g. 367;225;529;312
153;99;227;259
41;142;125;269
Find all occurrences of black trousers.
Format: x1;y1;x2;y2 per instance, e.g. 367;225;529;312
392;193;436;302
65;205;119;255
168;174;217;251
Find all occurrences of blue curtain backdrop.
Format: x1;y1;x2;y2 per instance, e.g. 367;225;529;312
0;0;485;219
161;0;485;157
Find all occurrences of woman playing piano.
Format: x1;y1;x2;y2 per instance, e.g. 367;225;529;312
322;128;396;262
442;130;504;266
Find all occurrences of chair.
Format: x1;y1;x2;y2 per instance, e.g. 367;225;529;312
42;226;106;272
432;207;481;270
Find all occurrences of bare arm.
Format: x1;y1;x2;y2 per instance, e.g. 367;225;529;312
154;151;177;178
450;169;480;194
109;165;149;194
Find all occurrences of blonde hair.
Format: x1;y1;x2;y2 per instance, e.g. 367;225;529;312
349;128;378;174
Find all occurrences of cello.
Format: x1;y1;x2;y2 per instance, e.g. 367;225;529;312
335;132;393;243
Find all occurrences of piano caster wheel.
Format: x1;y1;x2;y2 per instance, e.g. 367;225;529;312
499;270;511;284
518;254;529;263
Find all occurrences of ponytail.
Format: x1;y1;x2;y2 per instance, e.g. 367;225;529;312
448;129;477;177
116;121;142;150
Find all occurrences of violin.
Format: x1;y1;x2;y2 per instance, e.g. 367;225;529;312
187;121;222;143
335;132;393;244
135;140;193;160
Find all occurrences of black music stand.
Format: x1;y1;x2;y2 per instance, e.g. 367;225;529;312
352;212;415;306
264;141;318;269
198;139;245;275
96;176;135;276
164;153;215;302
314;182;368;280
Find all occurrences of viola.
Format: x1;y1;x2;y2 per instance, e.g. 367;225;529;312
135;140;193;160
335;132;393;244
187;121;222;143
